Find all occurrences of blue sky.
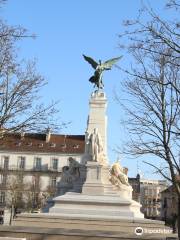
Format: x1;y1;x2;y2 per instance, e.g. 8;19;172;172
1;0;171;178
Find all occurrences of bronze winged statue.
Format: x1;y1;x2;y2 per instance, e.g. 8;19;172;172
83;55;122;89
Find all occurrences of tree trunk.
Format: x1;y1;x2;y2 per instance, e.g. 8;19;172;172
178;197;180;240
9;204;14;225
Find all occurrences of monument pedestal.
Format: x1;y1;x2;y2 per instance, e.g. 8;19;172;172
82;161;111;195
82;161;132;198
48;160;143;219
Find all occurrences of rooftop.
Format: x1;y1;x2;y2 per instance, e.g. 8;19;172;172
0;133;85;154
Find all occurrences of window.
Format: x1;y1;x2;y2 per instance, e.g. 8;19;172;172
149;189;152;195
0;192;5;204
51;158;58;170
34;157;42;170
51;177;57;188
144;189;148;195
2;156;9;170
0;175;7;185
18;156;26;170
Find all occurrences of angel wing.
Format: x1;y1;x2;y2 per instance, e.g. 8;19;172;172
102;56;122;69
83;55;98;69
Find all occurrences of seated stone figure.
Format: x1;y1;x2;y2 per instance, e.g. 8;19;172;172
109;161;130;188
58;157;86;195
61;157;80;184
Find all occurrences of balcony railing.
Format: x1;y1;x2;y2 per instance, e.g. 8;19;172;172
0;165;62;173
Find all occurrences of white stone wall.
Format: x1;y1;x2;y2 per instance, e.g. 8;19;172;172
0;151;83;205
0;151;82;170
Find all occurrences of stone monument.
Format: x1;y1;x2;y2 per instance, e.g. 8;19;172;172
48;55;143;218
48;86;143;218
9;55;174;239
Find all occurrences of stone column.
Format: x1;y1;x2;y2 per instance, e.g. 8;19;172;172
86;90;107;157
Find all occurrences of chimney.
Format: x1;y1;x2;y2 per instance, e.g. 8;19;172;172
20;131;25;140
46;127;51;143
0;126;5;139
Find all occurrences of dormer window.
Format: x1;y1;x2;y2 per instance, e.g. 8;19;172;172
50;143;56;148
38;143;43;148
15;142;21;147
27;142;32;146
61;144;66;148
73;144;79;149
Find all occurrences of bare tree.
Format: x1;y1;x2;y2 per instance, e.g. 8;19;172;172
0;18;33;75
5;173;48;222
119;1;180;90
117;44;180;236
5;172;25;224
118;1;180;237
0;33;62;135
45;184;57;198
24;174;42;212
24;179;57;213
0;60;61;135
0;6;65;137
166;0;180;10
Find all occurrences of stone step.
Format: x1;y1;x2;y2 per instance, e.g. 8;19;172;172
0;224;177;240
12;213;173;238
50;207;135;217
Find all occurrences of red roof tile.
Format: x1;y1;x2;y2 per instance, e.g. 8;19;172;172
0;133;85;154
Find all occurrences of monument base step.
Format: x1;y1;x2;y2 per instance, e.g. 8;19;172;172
49;191;144;218
0;225;177;240
10;213;176;240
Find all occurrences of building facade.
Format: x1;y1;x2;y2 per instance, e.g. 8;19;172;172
161;185;178;227
140;179;168;219
0;132;85;211
128;174;141;202
129;175;168;219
